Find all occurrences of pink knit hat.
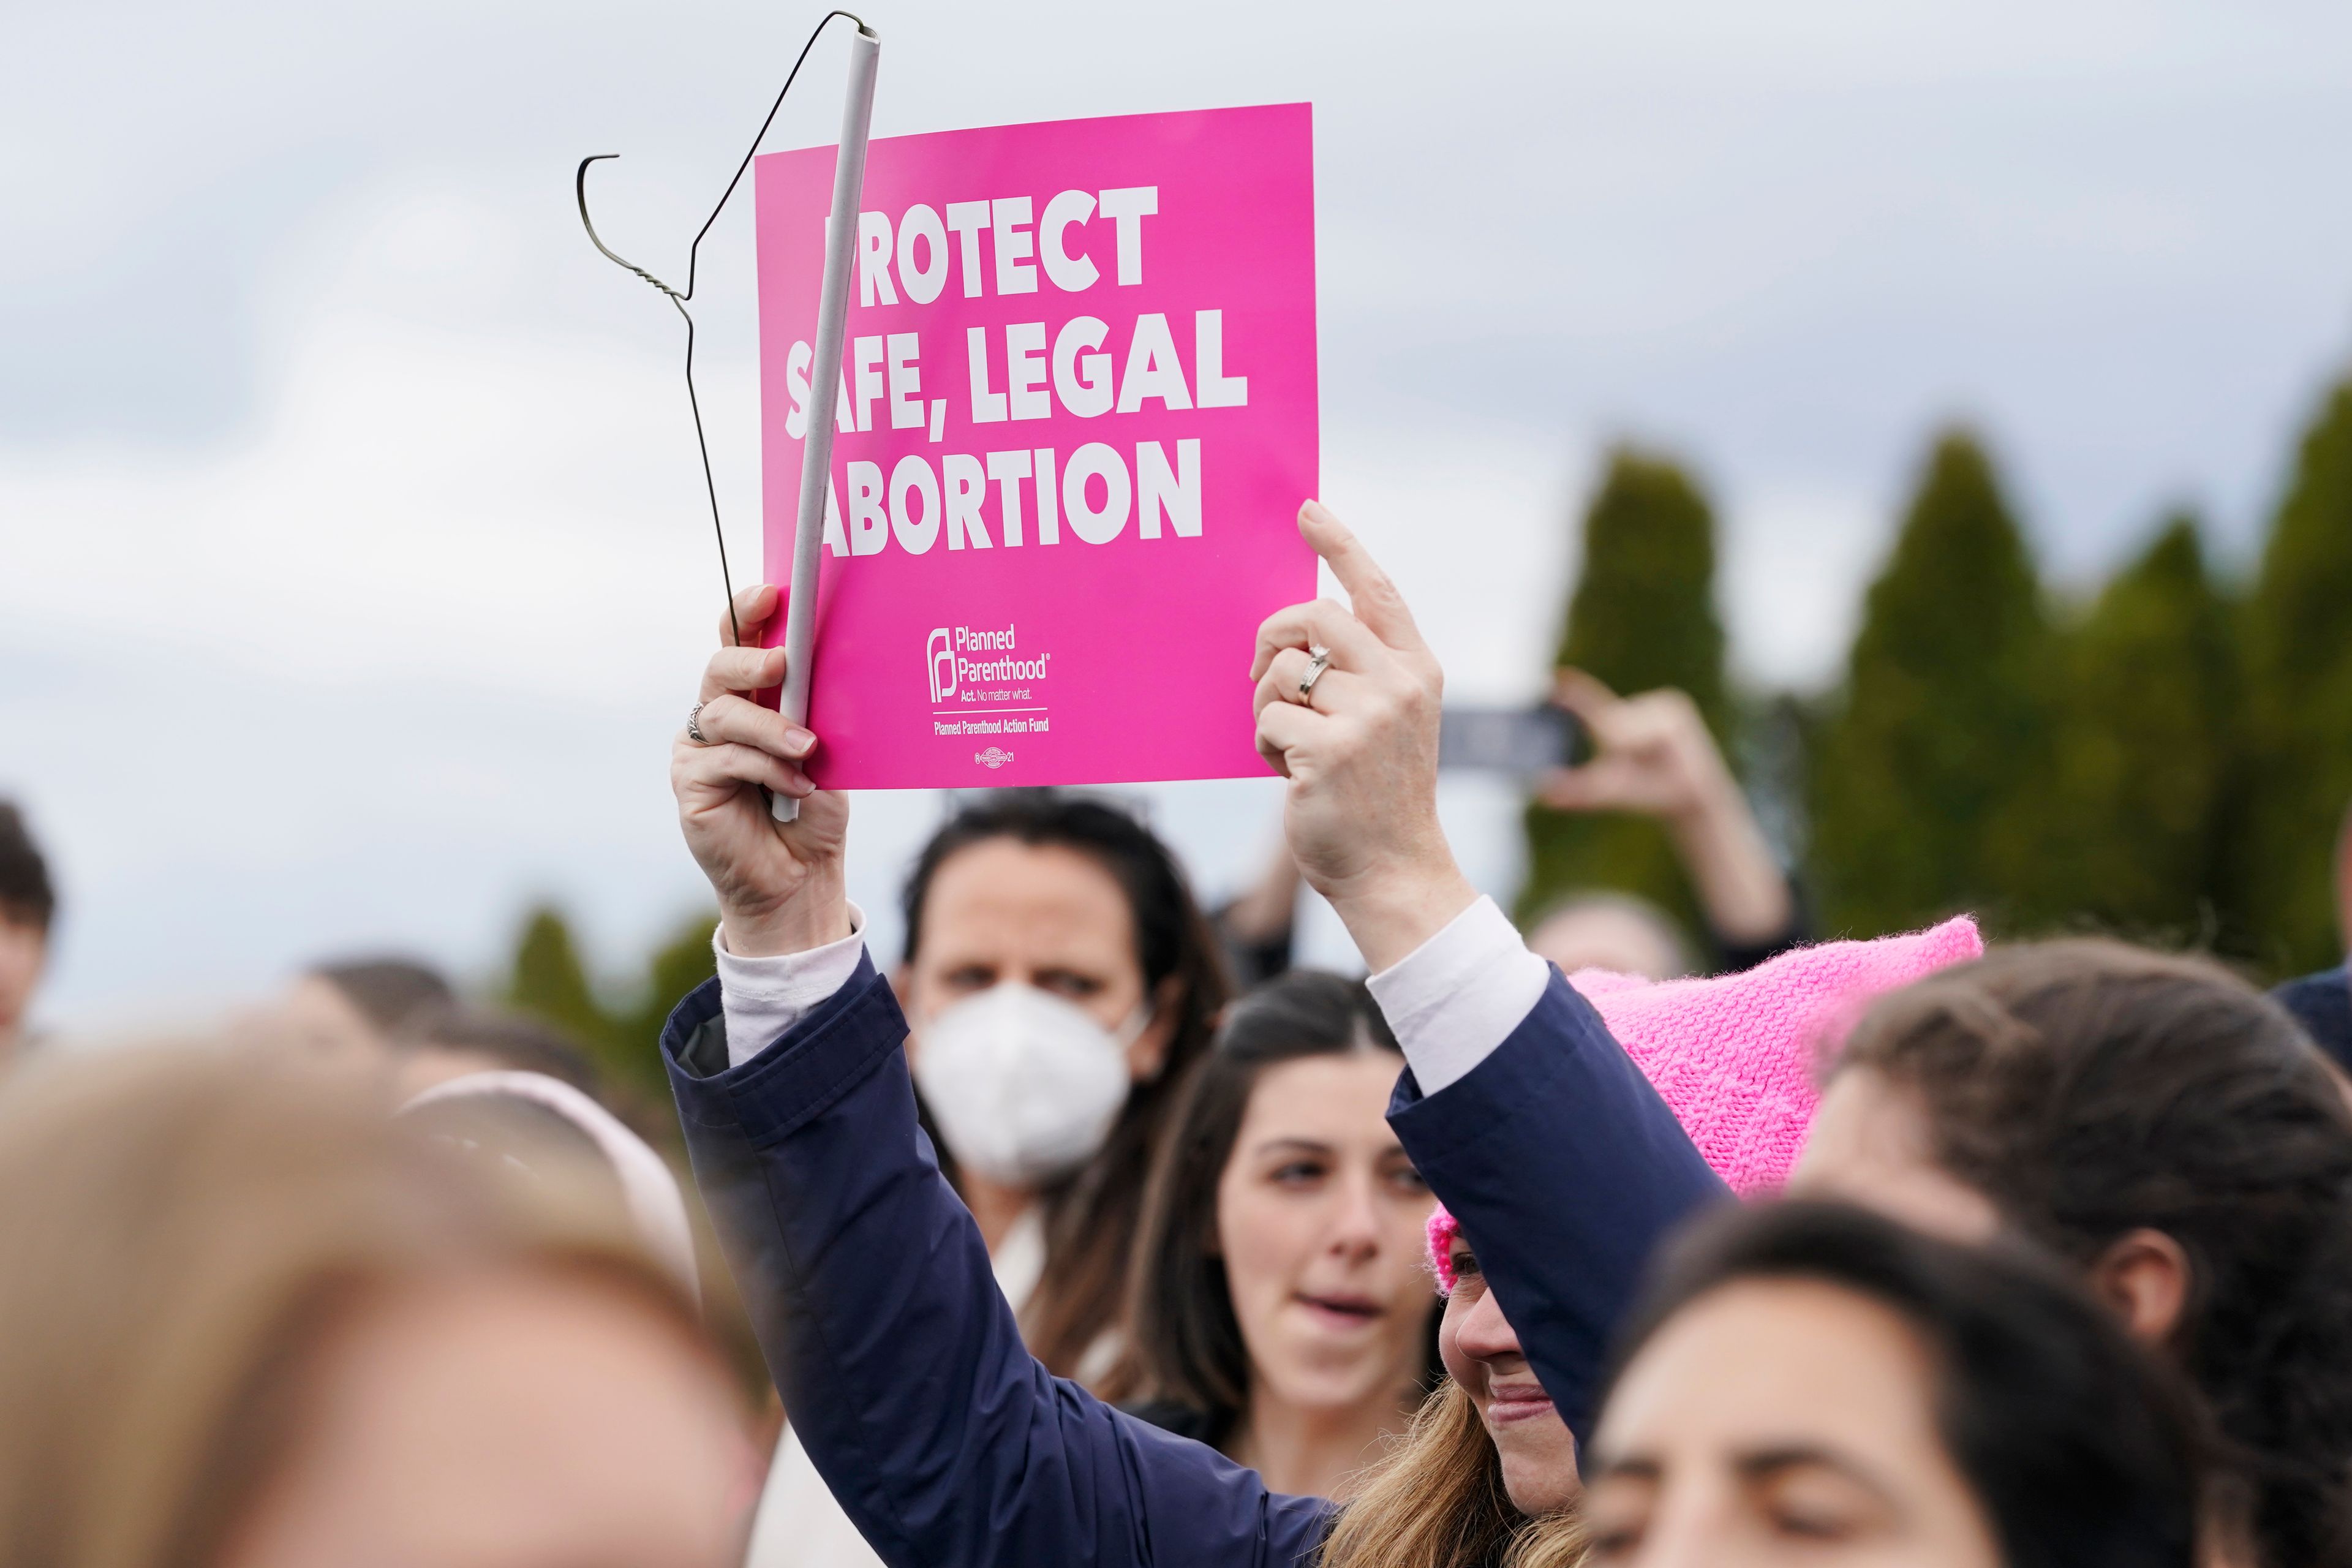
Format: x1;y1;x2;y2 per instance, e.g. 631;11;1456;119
1425;916;1983;1293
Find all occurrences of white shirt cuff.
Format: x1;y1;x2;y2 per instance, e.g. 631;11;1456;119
715;903;870;1069
1365;895;1549;1095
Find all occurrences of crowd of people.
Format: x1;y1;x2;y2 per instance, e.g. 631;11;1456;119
3;499;2351;1568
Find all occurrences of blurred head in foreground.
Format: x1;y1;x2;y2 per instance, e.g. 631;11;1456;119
1584;1200;2200;1568
0;1044;753;1568
399;1066;701;1305
0;801;56;1061
277;956;454;1064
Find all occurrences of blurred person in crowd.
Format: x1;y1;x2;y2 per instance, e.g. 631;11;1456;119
1213;833;1307;989
390;1002;603;1101
1794;942;2352;1568
1107;971;1439;1498
276;954;453;1063
393;1011;772;1469
0;801;57;1061
1525;671;1800;979
0;1043;756;1568
2271;801;2352;1070
736;769;1229;1568
1579;1200;2200;1568
391;1003;692;1161
1522;889;1692;984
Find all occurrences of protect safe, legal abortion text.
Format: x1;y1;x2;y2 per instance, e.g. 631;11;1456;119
775;186;1253;560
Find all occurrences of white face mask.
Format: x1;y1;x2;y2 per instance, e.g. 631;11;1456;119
911;982;1148;1187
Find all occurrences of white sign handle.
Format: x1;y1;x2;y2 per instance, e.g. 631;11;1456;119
773;23;880;823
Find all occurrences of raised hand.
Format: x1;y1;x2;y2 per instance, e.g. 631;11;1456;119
1250;502;1477;971
1535;669;1729;824
671;585;853;957
1537;668;1792;946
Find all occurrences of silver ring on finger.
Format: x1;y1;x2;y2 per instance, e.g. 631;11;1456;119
1297;646;1333;703
686;701;710;745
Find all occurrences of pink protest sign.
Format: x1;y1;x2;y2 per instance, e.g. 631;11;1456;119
755;102;1317;788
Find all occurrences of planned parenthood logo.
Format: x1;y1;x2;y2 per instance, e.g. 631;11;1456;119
927;628;956;704
975;747;1014;770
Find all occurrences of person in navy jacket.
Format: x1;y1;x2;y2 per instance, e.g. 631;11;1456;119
660;503;1728;1568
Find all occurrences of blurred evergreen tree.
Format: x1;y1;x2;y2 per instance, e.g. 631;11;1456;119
1809;429;2056;937
2034;514;2241;940
503;903;619;1068
504;903;720;1110
2239;378;2352;973
1519;448;1730;932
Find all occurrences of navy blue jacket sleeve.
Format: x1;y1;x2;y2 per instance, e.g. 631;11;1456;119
660;959;1333;1568
2274;966;2352;1076
1389;966;1732;1444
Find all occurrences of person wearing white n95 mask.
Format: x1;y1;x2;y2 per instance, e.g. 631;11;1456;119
913;982;1153;1186
733;785;1231;1568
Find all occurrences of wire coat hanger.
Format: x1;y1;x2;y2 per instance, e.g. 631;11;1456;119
575;9;869;650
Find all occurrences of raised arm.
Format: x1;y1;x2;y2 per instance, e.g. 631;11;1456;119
1253;505;1730;1443
664;587;1331;1568
1536;669;1801;970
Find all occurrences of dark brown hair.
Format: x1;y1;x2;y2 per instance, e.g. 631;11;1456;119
1107;970;1436;1433
900;790;1231;1380
309;957;453;1036
0;802;55;932
1834;940;2352;1568
396;1003;601;1096
1605;1200;2202;1568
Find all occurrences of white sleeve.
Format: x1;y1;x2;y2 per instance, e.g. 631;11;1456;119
715;903;872;1069
1364;895;1550;1095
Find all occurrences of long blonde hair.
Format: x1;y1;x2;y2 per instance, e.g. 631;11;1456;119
1322;1378;1586;1568
0;1043;696;1568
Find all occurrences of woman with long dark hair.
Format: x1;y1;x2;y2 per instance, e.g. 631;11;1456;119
1109;971;1439;1498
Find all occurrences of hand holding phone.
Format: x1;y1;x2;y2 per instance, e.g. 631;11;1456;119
1533;670;1727;823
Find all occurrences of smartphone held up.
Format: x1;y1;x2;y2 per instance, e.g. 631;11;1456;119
1437;704;1588;777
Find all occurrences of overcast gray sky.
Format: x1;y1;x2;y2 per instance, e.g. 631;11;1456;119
6;0;2350;1031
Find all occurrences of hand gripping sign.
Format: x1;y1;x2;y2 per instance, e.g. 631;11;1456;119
756;102;1317;788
